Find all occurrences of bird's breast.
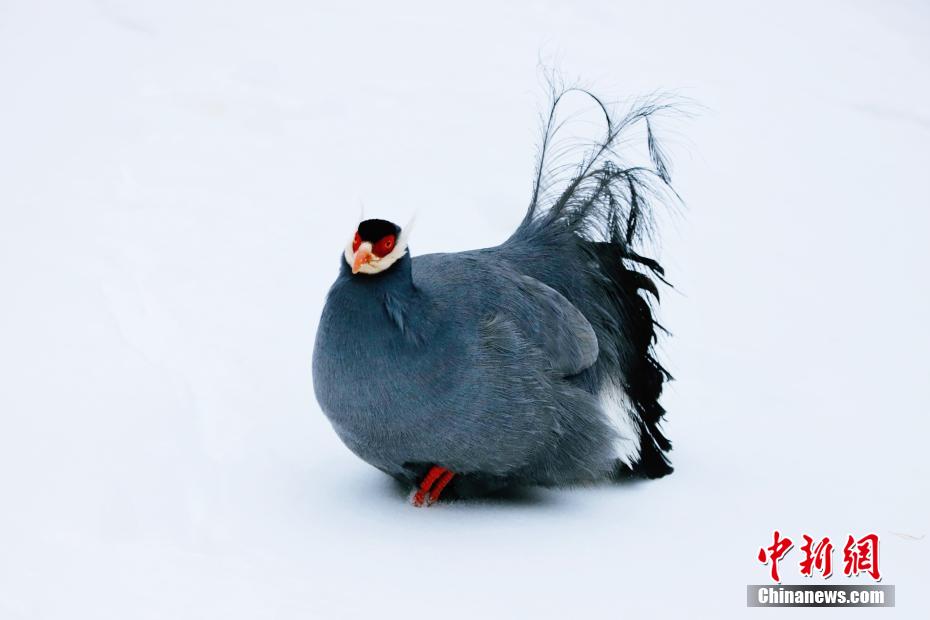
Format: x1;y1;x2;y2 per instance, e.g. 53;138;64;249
312;284;469;439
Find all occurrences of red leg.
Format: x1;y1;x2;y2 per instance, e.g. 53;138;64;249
427;470;456;505
412;465;447;506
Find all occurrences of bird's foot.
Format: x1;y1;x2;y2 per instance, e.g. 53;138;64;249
412;465;456;507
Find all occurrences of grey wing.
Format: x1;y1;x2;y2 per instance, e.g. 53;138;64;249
492;270;599;376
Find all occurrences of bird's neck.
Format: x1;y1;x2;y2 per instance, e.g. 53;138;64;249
337;252;414;294
328;253;426;340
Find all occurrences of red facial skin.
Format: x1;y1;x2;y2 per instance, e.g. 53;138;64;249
354;231;396;258
372;234;395;257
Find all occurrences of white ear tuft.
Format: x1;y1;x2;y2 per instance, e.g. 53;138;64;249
397;211;417;250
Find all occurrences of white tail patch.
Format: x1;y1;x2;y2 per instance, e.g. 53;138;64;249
598;380;642;466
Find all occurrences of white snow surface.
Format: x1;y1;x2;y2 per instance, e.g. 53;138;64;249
1;1;928;618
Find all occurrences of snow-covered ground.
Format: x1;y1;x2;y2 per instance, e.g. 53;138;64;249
1;1;928;617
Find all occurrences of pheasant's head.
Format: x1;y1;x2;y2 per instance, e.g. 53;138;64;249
344;218;408;275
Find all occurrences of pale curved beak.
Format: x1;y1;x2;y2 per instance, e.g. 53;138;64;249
352;242;373;274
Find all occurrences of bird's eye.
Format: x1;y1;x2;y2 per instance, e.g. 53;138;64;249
352;232;361;252
373;235;396;257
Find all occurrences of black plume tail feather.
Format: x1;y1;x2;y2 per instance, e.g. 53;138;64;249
591;241;674;479
509;85;682;249
510;84;681;478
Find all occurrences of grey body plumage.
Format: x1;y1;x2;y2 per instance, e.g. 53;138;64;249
313;89;678;500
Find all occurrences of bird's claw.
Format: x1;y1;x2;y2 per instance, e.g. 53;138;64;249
412;465;456;507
